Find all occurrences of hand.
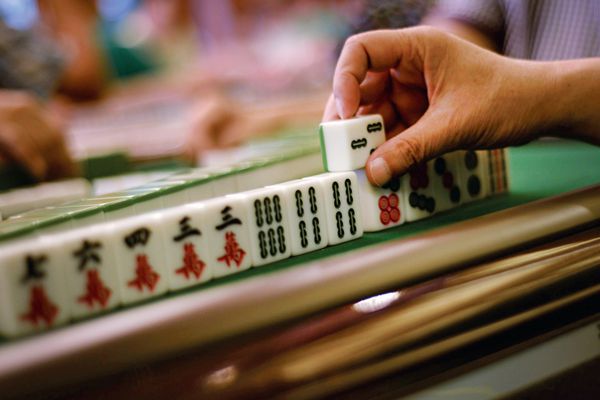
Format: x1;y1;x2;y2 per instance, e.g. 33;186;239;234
0;90;77;180
323;27;568;186
184;96;286;160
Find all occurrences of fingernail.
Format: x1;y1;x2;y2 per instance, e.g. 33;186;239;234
369;157;391;187
335;97;346;118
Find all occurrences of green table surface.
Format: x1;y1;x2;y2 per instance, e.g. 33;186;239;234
2;139;599;341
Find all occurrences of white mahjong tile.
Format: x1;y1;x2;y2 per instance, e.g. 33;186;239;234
54;224;121;319
233;186;292;266
270;178;329;256
355;169;405;232
319;114;386;172
487;149;511;196
201;196;252;277
400;161;438;222
455;150;491;203
309;172;363;245
159;203;213;290
429;152;463;212
0;236;70;337
110;213;168;304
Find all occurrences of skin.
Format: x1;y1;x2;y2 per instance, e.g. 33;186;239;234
0;90;76;181
322;27;600;186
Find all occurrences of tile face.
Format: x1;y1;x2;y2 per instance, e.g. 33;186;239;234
455;150;490;203
310;172;363;245
355;170;405;232
401;162;438;222
487;149;510;196
159;204;213;290
0;237;70;337
235;187;292;266
430;153;463;212
55;225;121;319
111;214;168;304
319;114;385;172
272;178;329;256
202;197;252;277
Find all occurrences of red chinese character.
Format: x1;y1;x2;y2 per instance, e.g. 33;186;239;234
127;254;160;292
217;231;246;268
379;194;401;225
78;270;112;308
176;242;206;280
20;285;58;327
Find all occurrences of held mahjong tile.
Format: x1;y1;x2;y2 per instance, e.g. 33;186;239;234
319;114;386;172
487;149;510;196
310;172;363;245
455;150;490;203
111;213;168;304
233;187;292;266
400;162;438;222
159;204;213;290
0;236;70;337
355;170;405;232
201;196;252;277
430;153;463;212
54;225;121;319
271;178;329;256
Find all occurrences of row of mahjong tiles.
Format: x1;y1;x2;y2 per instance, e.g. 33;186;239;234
0;154;504;338
0;161;506;340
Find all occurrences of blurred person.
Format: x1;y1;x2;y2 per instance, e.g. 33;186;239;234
0;15;77;181
323;27;599;186
423;0;600;60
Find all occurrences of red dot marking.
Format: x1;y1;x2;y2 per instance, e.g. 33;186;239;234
390;208;400;222
378;196;389;210
380;210;391;225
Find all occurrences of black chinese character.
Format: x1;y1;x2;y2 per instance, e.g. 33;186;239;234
215;206;242;231
21;254;47;283
73;240;102;271
124;228;151;248
173;216;201;242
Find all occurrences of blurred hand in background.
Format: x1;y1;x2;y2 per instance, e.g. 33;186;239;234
0;90;76;181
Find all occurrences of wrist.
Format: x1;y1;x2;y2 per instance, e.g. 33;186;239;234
532;59;600;143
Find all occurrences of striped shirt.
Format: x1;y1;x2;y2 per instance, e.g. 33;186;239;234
435;0;600;60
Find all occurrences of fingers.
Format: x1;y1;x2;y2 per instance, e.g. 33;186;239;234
366;109;452;186
333;29;423;118
0;123;48;180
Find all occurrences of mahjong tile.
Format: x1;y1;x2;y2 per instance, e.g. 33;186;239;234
159;203;213;290
355;169;405;231
233;186;292;266
319;114;385;171
486;149;510;196
54;224;121;319
110;213;168;304
201;196;252;277
400;161;438;222
270;178;329;255
455;150;490;203
430;153;463;212
309;172;363;245
0;235;70;337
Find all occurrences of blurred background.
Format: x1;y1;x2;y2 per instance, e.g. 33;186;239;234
0;0;435;214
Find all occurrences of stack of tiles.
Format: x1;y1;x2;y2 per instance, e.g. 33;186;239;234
318;115;510;230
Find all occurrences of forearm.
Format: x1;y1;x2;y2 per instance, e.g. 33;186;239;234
528;58;600;144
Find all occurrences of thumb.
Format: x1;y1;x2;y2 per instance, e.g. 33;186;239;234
366;110;453;186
